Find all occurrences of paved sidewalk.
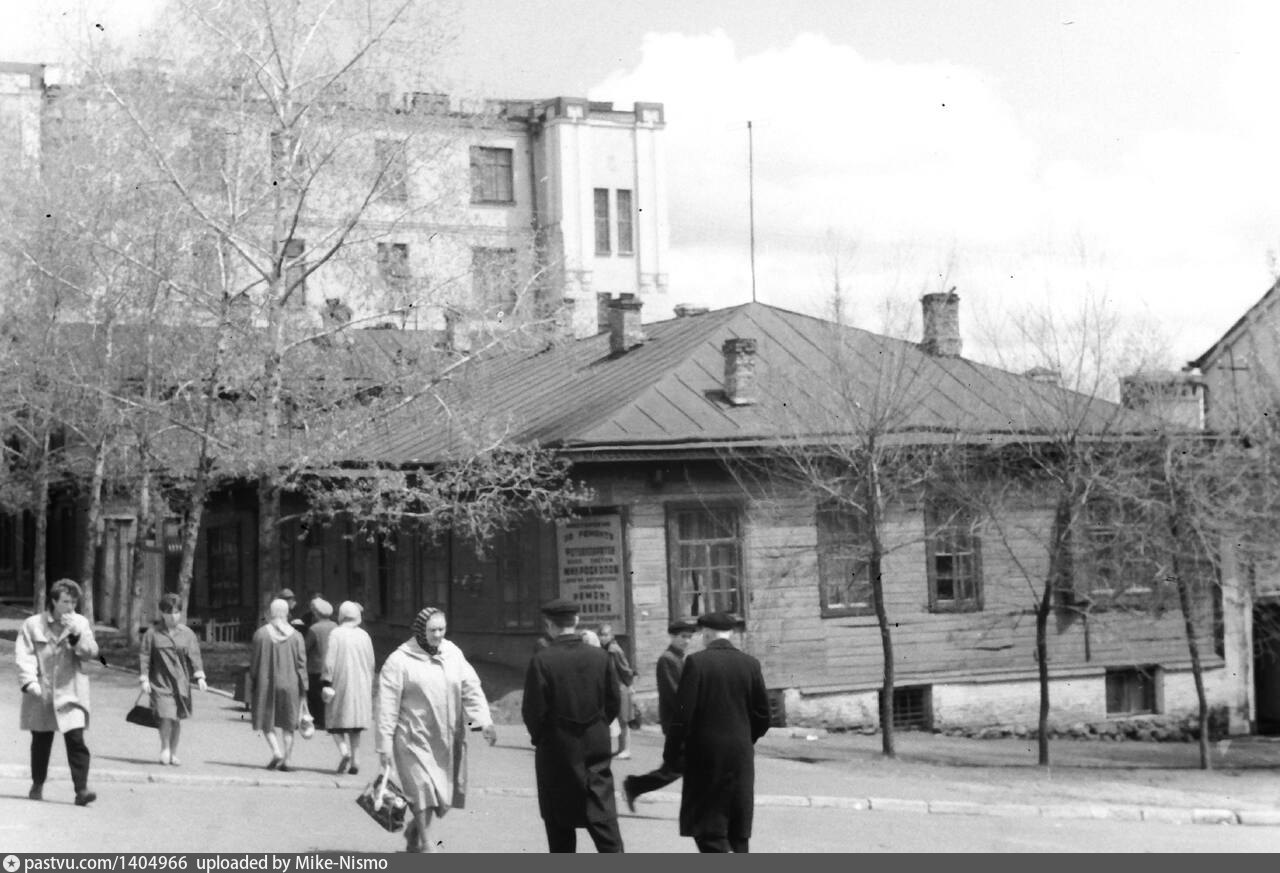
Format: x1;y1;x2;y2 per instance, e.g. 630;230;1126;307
4;647;1279;828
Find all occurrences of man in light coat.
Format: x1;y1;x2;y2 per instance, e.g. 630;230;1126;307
16;578;99;806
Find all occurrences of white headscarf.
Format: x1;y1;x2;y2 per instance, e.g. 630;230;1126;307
267;598;295;641
337;601;362;626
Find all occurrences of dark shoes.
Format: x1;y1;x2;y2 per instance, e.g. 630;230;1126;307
336;755;351;775
74;790;96;807
347;763;359;776
277;763;292;773
28;784;42;801
267;757;282;770
622;777;637;813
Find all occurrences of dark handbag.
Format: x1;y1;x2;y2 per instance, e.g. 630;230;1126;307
356;767;410;833
126;690;159;728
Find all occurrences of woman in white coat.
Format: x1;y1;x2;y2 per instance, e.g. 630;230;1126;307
377;607;497;853
16;578;99;806
321;601;375;775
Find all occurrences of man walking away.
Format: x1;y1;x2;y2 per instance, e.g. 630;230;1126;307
522;598;624;853
662;611;770;853
623;618;697;811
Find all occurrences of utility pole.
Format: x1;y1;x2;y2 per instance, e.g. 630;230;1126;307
748;120;757;303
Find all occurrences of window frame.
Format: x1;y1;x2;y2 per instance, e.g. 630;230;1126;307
470;146;514;204
665;502;744;622
470;246;519;315
377;242;411;288
1105;666;1158;715
593;188;611;255
924;495;983;613
375;137;408;201
1074;498;1161;610
616;188;634;255
816;501;875;618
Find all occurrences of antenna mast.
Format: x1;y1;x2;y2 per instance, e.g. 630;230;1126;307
748;120;757;303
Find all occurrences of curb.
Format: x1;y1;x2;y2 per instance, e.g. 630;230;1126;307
3;765;1274;827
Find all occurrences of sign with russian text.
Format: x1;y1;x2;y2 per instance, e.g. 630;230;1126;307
556;514;625;625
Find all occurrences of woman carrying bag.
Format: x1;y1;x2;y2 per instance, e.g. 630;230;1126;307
139;593;207;766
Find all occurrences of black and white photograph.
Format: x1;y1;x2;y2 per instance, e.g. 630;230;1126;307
2;0;1280;855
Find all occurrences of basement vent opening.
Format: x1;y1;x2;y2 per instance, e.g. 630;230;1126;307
880;685;933;731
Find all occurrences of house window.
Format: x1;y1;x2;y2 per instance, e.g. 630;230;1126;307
377;242;410;290
470;146;513;203
281;238;306;307
816;502;874;617
616;189;634;255
666;504;743;620
594;188;611;255
375;138;408;201
1106;666;1157;715
925;496;982;612
206;526;241;609
879;685;933;730
471;246;518;314
269;130;303;176
1075;499;1160;608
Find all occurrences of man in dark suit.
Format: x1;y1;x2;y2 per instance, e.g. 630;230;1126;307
662;611;770;853
522;598;624;853
622;617;698;811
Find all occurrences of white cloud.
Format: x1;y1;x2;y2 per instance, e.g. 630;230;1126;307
593;28;1280;367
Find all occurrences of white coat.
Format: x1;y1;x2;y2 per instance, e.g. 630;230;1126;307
16;611;99;733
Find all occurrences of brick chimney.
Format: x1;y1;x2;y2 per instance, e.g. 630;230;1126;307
608;293;646;354
723;338;758;405
920;289;962;358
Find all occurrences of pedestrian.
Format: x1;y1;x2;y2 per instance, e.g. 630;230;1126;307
273;588;304;631
298;591;326;631
139;592;208;766
662;611;770;853
377;606;498;853
596;623;635;759
522;598;624;853
16;578;99;806
304;597;337;732
321;600;375;776
247;597;308;771
622;617;698;812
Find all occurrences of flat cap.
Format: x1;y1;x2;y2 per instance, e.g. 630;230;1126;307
696;611;743;631
667;618;698;634
540;598;580;618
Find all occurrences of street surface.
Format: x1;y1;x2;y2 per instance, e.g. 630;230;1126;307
2;780;1279;853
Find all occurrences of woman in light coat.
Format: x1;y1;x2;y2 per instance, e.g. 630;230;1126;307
247;598;308;771
321;601;375;775
16;578;99;806
377;607;497;853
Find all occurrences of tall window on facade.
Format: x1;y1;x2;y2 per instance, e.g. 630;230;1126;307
593;188;611;255
206;526;241;609
269;130;304;177
816;502;874;617
375;138;408;201
471;246;519;314
377;242;410;292
616;189;634;255
1072;499;1163;609
925;495;982;612
281;238;307;307
470;146;513;203
666;505;743;619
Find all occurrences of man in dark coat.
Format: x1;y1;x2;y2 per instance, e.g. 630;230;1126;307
662;611;770;853
622;617;698;811
522;598;624;853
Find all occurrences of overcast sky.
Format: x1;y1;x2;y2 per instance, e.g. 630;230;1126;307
6;0;1276;369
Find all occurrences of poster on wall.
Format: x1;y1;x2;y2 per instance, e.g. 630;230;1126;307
556;514;625;625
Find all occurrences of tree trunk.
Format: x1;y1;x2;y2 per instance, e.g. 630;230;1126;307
77;436;107;624
868;454;895;757
176;478;209;610
258;475;281;616
128;470;152;644
31;434;50;614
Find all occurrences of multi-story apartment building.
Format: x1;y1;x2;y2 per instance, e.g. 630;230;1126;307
0;61;669;341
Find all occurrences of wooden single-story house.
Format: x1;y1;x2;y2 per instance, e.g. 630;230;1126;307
19;294;1251;733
